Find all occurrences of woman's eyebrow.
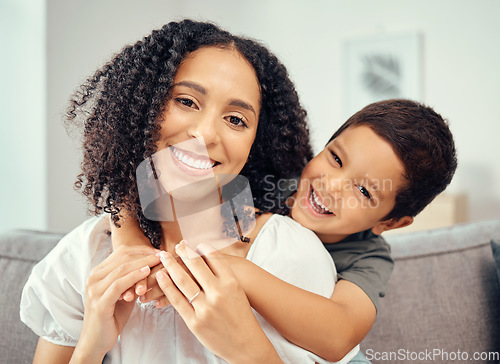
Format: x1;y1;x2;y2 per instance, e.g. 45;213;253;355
174;81;257;118
173;81;206;94
229;99;256;117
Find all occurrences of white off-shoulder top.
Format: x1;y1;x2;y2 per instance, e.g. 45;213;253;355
20;214;358;363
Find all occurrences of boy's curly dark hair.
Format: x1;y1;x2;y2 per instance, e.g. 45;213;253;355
328;99;457;220
66;19;312;247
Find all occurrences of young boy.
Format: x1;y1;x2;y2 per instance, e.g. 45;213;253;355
111;99;457;361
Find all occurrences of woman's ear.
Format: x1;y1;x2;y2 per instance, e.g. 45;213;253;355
371;216;413;235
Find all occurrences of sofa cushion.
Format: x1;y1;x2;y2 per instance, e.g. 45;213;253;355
4;221;500;363
362;220;500;363
0;230;62;364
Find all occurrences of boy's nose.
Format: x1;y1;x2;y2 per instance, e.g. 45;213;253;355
321;175;347;200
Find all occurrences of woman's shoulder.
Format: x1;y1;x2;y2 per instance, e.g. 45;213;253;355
59;214;110;249
20;215;112;344
33;215;112;278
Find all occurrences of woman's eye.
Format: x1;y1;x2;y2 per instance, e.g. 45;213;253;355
176;98;196;108
330;152;342;167
227;115;247;128
357;185;371;199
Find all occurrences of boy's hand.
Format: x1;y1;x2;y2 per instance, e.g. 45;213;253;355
118;250;164;303
133;260;161;297
119;260;168;306
134;278;149;297
121;253;194;308
138;264;170;306
137;254;196;308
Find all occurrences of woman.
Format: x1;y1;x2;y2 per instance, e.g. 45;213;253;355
20;19;345;363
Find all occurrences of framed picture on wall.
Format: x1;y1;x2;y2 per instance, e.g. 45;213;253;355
342;32;422;119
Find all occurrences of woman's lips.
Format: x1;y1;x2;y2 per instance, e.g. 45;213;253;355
170;145;218;176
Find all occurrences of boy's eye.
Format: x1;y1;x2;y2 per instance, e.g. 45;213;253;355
357;185;371;199
226;115;248;128
330;152;342;167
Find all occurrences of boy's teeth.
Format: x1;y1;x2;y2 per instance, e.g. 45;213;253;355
171;146;215;170
310;189;333;214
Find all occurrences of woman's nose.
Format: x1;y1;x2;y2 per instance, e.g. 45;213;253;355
187;112;219;145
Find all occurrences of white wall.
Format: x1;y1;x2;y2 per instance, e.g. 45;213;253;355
0;0;46;232
46;0;185;231
6;0;499;232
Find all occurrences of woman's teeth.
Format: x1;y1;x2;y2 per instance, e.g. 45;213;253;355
310;188;333;214
171;146;215;170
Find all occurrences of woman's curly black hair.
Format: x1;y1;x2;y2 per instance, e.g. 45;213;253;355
66;19;312;247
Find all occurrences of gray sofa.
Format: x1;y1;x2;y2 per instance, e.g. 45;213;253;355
1;220;500;363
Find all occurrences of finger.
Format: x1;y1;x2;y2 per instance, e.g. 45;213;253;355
100;265;151;306
155;295;171;308
156;270;194;318
92;251;160;284
135;278;148;296
146;264;163;290
94;245;159;273
196;243;235;278
160;251;201;302
122;288;135;302
140;285;165;303
97;254;161;295
175;241;216;289
137;264;167;302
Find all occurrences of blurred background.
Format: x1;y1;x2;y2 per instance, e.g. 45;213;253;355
1;0;499;233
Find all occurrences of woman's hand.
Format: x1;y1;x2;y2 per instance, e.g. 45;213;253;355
127;254;197;309
139;254;200;308
155;241;282;364
71;246;160;363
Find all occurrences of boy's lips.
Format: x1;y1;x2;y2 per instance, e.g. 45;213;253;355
307;186;335;216
169;145;219;176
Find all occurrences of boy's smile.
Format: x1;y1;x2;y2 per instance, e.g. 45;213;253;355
291;125;409;243
307;185;335;216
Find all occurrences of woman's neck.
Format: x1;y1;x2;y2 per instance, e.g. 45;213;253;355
158;201;235;254
217;212;273;258
159;220;183;253
159;206;272;259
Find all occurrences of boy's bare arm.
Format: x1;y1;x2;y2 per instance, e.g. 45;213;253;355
111;216;376;360
110;214;161;297
227;256;376;362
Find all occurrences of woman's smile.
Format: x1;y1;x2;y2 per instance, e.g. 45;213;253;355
156;46;261;182
169;144;219;176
